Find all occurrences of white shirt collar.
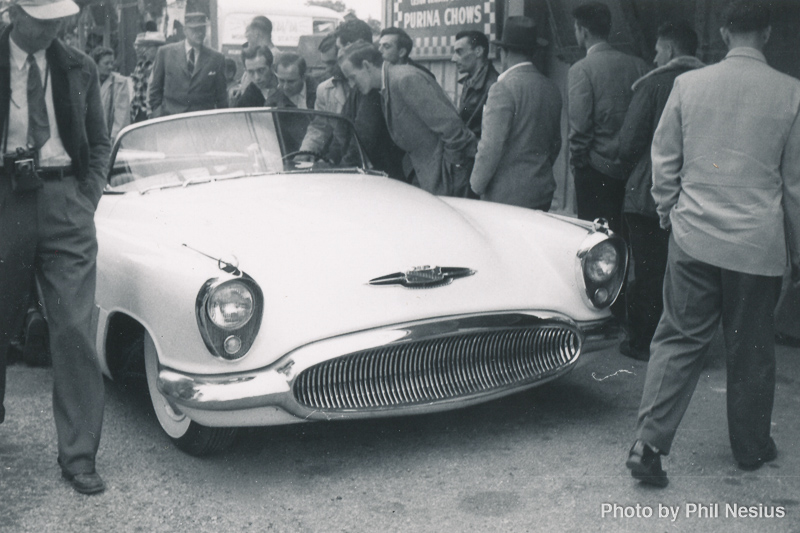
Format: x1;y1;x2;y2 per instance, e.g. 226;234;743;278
498;61;532;81
185;40;200;58
10;38;46;72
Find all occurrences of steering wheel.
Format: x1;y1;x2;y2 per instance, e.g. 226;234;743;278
281;150;334;165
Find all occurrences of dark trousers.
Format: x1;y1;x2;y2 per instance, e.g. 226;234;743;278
0;175;104;475
636;236;782;464
624;213;670;351
573;165;626;234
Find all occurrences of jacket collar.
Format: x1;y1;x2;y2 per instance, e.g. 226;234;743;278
458;60;498;89
725;47;767;63
631;55;705;91
586;42;613;56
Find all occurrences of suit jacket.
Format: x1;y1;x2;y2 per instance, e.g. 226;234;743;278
568;42;648;179
470;63;562;209
652;47;800;277
381;64;476;196
264;76;318;110
148;41;228;117
618;56;704;218
0;27;110;207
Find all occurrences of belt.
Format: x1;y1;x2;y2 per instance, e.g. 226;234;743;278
38;166;73;180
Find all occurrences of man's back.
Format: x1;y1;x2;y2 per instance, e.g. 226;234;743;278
568;43;648;178
471;64;561;208
652;47;800;276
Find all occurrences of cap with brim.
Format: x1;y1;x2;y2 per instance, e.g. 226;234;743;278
14;0;79;20
134;32;166;46
491;16;549;50
184;12;208;29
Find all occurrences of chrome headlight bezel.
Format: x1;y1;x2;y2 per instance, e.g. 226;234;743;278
577;228;628;309
196;275;264;361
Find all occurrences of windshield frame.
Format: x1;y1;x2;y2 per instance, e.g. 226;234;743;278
106;107;370;193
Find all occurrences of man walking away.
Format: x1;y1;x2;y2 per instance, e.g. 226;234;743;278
626;0;800;488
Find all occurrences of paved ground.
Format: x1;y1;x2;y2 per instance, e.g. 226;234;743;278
1;340;799;532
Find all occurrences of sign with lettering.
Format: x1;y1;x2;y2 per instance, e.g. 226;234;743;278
391;0;496;60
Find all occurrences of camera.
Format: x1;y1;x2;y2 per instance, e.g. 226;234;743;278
4;147;42;192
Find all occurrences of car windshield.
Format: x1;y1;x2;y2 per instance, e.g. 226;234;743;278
107;109;369;192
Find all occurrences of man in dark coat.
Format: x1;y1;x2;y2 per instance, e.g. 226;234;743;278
568;2;648;234
0;0;110;495
452;30;499;140
147;12;228;117
617;20;704;361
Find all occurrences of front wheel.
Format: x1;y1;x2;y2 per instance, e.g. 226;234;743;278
144;332;237;456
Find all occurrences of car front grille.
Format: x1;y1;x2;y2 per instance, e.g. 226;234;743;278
293;325;580;410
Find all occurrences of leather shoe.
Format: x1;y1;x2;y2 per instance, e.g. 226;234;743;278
62;470;105;495
738;439;778;471
626;440;668;487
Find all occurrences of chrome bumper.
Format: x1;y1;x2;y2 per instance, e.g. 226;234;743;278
158;312;617;422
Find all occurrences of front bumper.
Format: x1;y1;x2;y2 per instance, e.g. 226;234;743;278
158;312;617;427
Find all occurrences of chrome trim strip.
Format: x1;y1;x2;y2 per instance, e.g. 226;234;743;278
157;312;612;420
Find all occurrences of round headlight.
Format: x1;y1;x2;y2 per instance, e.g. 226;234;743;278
584;241;619;283
207;281;255;330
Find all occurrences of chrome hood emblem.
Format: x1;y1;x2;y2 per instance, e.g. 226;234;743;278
369;266;475;289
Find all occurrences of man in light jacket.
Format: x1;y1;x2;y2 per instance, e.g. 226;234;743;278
626;0;800;488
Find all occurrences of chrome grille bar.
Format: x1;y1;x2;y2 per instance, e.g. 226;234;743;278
293;326;580;410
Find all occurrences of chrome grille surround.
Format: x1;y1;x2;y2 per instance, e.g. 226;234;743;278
293;321;582;411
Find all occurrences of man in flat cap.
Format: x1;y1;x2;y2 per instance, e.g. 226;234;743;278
148;12;228;117
0;0;110;495
469;16;562;211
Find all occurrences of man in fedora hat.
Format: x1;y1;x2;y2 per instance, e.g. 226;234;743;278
469;16;562;211
130;30;165;123
148;12;228;117
568;2;648;233
0;0;110;494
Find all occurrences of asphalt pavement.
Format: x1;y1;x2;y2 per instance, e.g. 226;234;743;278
1;339;799;532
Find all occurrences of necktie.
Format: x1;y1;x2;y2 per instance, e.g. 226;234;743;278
27;54;50;150
187;48;195;74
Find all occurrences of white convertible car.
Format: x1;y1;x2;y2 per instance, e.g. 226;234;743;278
95;109;626;455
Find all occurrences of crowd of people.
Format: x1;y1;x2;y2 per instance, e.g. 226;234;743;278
0;0;798;497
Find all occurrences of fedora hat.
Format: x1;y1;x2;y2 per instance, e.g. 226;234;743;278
134;31;166;46
492;16;549;50
12;0;79;20
184;12;209;29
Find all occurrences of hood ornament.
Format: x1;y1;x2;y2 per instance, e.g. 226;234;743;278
369;266;475;289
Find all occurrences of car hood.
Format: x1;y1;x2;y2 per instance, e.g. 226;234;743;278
98;173;604;370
